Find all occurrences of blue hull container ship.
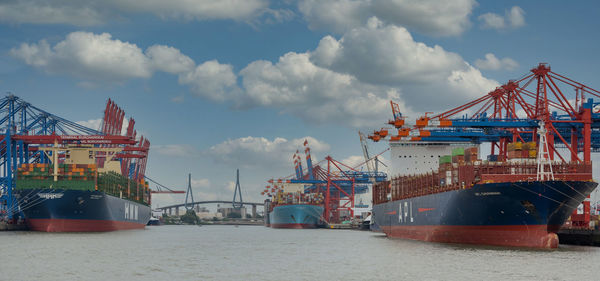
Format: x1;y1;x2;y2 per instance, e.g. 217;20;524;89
15;189;150;232
264;183;325;229
372;143;597;248
268;204;324;229
13;145;151;232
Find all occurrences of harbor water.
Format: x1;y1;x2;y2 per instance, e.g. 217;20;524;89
1;225;599;280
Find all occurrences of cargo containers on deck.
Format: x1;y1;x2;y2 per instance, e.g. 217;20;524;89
14;146;151;232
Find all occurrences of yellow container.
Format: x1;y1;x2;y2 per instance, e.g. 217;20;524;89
514;142;522;150
507;143;513;151
529;150;537;158
522;141;535;150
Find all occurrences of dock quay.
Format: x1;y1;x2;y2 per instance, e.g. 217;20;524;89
0;221;28;231
327;223;354;229
558;228;600;246
208;220;263;226
326;220;369;230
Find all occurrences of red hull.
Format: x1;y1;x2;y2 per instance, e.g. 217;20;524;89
270;223;317;229
28;219;146;232
383;225;560;248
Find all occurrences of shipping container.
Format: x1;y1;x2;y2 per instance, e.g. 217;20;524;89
439;155;452;164
451;147;465;156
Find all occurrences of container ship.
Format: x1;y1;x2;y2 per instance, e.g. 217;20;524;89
367;64;600;248
264;183;324;229
13;145;151;232
371;140;596;248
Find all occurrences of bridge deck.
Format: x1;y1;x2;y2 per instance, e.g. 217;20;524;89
157;200;263;210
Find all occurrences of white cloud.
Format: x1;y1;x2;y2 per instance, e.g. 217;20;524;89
116;0;268;21
312;18;464;84
340;155;389;174
191;178;210;189
507;6;525;28
478;13;505;29
152;177;232;208
146;45;194;74
76;118;102;131
298;0;476;36
76;117;128;135
0;1;106;26
171;95;185;103
479;6;525;30
207;136;330;171
240;51;404;127
11;31;200;83
14;19;500;128
11;32;151;82
178;60;240;102
152;144;199;158
340;155;366;168
209;18;496;123
446;65;500;98
0;0;270;26
309;18;498;110
474;53;519;71
225;181;236;192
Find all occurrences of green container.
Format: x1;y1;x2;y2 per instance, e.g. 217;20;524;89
451;147;465;156
15;178;95;191
439;155;452;164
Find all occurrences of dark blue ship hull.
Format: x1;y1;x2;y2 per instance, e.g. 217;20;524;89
372;181;597;248
14;189;151;232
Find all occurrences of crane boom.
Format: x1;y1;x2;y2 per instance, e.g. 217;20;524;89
358;131;376;183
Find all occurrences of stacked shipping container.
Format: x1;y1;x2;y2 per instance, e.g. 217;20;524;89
15;163;150;205
507;141;537;159
273;191;324;205
373;156;593;205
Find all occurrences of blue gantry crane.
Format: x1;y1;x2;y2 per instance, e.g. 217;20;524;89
264;139;387;223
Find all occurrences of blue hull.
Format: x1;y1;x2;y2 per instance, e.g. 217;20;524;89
268;204;324;228
14;189;151;232
372;181;597;248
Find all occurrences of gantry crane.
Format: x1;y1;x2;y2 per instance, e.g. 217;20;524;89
264;139;387;223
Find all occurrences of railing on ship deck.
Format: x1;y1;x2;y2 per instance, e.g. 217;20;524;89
373;161;592;205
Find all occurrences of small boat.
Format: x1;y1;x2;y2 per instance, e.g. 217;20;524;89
147;217;161;226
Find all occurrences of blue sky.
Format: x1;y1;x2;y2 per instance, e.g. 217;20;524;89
1;0;600;209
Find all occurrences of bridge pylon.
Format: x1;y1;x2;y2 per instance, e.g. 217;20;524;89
232;169;243;209
185;173;194;211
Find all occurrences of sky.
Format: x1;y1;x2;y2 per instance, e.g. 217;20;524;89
1;0;600;211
